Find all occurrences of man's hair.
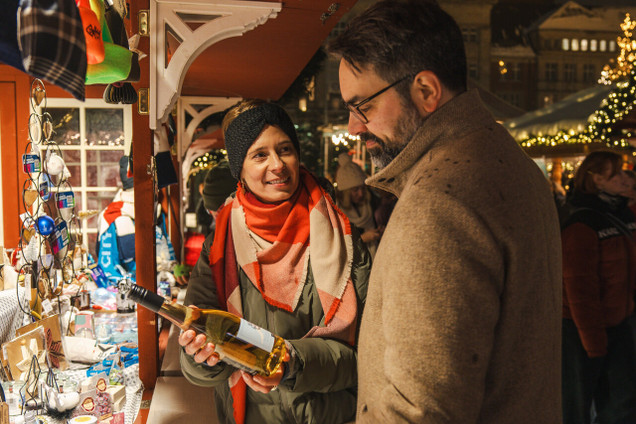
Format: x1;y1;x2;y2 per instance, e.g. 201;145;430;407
327;0;467;98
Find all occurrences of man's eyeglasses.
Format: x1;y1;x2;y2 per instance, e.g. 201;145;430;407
344;75;411;124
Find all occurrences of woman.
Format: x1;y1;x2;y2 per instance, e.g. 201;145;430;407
178;100;370;424
561;151;636;424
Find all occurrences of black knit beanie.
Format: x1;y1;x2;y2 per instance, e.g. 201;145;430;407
224;103;300;179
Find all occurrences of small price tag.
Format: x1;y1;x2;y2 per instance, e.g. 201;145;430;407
42;298;53;315
24;274;32;301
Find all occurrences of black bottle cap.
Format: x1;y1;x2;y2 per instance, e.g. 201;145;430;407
126;283;165;313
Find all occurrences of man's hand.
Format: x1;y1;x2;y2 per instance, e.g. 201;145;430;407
178;329;220;367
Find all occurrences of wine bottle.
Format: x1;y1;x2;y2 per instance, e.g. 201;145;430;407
120;281;286;376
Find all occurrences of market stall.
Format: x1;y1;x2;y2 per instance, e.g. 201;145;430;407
1;0;359;423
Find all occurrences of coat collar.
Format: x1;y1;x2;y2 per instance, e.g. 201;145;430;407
366;89;493;197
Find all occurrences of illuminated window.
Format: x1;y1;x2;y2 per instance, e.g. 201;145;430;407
590;39;598;51
581;39;588;51
571;39;579;51
609;40;616;52
562;38;570;50
600;40;607;51
40;98;132;257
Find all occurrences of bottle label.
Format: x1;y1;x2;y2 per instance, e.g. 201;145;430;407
237;319;275;352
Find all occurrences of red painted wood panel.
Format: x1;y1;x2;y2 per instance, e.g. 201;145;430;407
1;71;31;250
129;0;159;390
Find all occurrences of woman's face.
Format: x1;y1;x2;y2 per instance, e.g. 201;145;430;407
595;165;631;196
240;125;300;203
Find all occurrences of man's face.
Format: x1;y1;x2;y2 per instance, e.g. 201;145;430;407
339;60;426;169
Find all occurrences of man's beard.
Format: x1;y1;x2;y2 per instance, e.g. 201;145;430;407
361;107;426;169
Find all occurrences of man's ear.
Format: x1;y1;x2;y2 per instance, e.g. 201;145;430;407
411;71;443;115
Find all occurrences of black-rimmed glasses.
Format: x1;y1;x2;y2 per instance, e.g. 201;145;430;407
344;75;411;124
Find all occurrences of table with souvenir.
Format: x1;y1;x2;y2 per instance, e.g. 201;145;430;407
0;79;145;424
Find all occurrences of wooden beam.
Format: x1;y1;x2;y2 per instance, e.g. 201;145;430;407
0;70;31;250
130;0;159;390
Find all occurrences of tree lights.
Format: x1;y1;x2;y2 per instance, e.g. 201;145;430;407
520;14;636;150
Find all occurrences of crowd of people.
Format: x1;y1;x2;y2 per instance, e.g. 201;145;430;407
159;0;636;423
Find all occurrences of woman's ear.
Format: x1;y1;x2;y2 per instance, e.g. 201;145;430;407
411;71;444;115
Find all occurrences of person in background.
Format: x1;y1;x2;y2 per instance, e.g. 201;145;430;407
335;153;383;257
179;99;371;424
96;155;175;283
561;151;636;424
180;159;238;284
328;1;562;422
550;161;567;207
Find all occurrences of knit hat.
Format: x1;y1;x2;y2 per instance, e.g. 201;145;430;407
119;156;134;189
202;160;238;212
336;153;367;191
223;102;299;179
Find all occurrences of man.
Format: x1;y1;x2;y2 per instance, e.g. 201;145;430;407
328;1;562;423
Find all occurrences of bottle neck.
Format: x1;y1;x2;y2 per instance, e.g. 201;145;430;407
126;283;194;331
126;283;165;313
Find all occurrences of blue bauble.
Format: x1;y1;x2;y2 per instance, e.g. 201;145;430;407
36;215;55;236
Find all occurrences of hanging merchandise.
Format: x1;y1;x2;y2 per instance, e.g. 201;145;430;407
154;127;179;189
103;81;138;104
76;0;105;64
13;79;83;322
17;0;87;100
0;0;25;71
85;0;139;85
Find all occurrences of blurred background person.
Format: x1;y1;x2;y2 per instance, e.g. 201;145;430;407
180;159;238;284
335;153;383;257
561;150;636;424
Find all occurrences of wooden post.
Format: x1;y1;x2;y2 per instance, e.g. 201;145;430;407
129;0;159;390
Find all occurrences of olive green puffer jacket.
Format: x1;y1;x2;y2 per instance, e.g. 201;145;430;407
180;230;371;424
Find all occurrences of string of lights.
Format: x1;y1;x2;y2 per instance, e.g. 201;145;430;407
520;13;636;150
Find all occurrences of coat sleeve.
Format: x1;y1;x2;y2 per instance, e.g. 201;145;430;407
180;232;236;387
561;222;606;357
282;230;371;393
362;187;504;423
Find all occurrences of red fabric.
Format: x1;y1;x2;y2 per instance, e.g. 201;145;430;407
562;221;636;357
183;232;206;267
102;201;124;225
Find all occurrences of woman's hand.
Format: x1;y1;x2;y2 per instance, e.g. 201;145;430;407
240;351;291;393
178;329;220;367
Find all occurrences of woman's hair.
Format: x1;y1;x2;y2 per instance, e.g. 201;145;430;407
336;186;370;209
573;150;623;194
221;98;267;135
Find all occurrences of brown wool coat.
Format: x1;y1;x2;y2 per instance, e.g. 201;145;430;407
357;90;563;423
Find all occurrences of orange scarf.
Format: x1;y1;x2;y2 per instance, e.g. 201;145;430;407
209;168;358;424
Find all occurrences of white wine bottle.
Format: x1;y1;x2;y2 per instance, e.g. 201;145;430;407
121;282;286;376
